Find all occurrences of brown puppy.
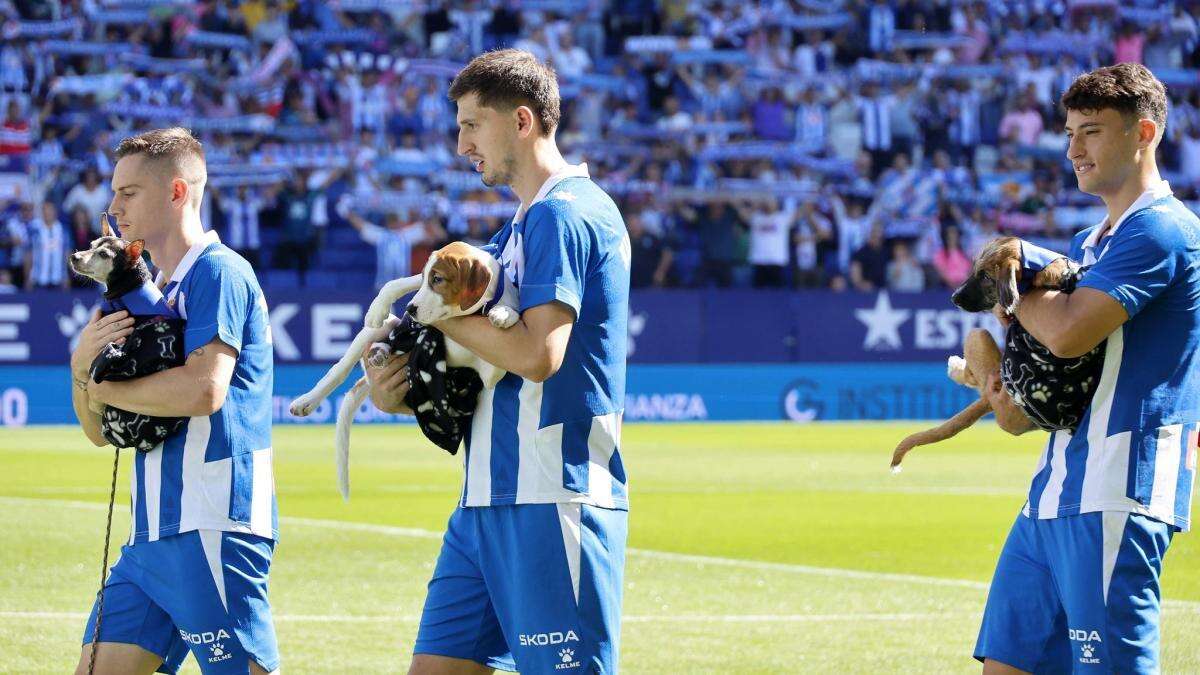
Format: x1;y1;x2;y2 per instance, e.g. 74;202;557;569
890;328;1001;470
951;236;1079;315
893;236;1088;469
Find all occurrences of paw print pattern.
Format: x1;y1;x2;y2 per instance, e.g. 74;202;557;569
1001;321;1105;432
94;314;189;452
559;648;574;663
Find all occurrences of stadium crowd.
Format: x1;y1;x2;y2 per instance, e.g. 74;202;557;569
2;0;1200;294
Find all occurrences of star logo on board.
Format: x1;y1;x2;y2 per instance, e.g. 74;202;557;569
854;291;911;351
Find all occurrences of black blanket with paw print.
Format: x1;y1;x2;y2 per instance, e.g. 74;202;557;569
379;315;483;454
1001;320;1106;432
90;282;188;452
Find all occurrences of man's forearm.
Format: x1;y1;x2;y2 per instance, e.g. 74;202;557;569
90;364;220;418
1013;288;1069;347
71;379;109;446
437;315;553;382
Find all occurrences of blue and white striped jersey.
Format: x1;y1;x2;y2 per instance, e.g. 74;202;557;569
1025;181;1199;531
462;163;631;510
129;230;277;544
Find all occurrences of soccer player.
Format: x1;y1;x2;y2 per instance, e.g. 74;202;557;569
977;64;1198;673
68;128;278;675
364;50;631;674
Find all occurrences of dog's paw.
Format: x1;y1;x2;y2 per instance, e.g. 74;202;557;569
364;297;391;329
289;394;319;417
487;305;519;329
366;342;392;368
947;356;968;385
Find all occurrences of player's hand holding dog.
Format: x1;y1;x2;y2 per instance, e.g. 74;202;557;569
362;346;412;415
70;309;134;400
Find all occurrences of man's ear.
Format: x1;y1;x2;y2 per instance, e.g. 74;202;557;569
515;106;535;137
1138;118;1158;147
127;239;145;262
172;177;189;206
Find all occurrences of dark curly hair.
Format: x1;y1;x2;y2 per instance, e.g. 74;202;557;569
1061;63;1168;131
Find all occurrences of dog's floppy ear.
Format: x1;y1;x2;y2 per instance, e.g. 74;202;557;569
100;214;113;238
457;257;492;311
997;258;1020;315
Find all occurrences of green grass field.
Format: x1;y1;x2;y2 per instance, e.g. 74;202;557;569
1;422;1197;673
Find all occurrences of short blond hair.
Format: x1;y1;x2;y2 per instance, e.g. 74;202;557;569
115;127;207;205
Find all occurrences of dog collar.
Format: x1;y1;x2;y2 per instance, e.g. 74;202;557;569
102;279;177;317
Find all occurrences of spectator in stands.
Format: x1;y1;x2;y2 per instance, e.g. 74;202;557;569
1;201;30;288
887;241;925;292
856;81;895;177
344;206;446;291
627;211;673;288
933;225;972;289
793;222;822;288
850;225;888;292
736;197;791;288
867;0;897;54
0;100;30;170
656;95;692;133
62;167;111;231
999;93;1045;146
684;200;745;288
752;87;790;141
273;171;326;287
1114;21;1146;65
25;202;67;291
67;206;90;251
550;30;591;80
212;185;267;268
0;269;16;293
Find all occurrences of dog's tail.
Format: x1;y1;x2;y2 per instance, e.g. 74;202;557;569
891;397;991;470
335;376;371;500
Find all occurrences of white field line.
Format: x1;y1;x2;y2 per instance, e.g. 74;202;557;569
3;496;1198;613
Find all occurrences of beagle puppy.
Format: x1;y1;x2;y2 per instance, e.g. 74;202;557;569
290;242;518;497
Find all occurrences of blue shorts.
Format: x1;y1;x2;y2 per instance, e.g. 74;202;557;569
82;530;278;674
415;503;627;673
975;511;1174;673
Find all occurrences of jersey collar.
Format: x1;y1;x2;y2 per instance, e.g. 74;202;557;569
513;162;589;224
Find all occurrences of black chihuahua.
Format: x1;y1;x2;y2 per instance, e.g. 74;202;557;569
69;218;187;451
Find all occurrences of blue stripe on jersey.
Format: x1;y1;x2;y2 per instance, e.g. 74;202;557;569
1058;429;1091;514
158;431;185;538
230;451;252;523
134;450;148;542
561;417;591;495
1027;431;1056;511
489;376;522;504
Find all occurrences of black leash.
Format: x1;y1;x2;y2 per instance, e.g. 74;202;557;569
88;447;121;675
